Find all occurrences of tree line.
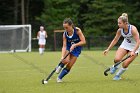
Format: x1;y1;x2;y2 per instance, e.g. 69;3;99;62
0;0;140;37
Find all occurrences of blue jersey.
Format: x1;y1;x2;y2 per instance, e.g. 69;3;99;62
64;28;82;57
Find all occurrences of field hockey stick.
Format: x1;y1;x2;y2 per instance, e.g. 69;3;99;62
42;51;70;84
104;55;131;76
32;38;38;40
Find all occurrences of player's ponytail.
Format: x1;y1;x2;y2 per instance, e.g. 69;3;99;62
121;13;128;18
118;13;129;24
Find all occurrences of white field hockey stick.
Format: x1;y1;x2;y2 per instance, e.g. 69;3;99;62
32;38;38;40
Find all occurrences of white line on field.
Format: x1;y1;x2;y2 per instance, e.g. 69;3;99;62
0;69;34;73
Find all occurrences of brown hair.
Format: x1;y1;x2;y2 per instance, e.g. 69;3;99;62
63;18;74;28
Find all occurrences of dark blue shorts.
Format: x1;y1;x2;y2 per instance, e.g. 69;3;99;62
67;47;82;57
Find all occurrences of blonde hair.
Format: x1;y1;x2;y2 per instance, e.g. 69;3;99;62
118;13;128;24
121;13;128;18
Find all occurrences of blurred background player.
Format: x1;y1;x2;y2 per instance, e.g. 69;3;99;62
55;18;86;83
37;26;48;55
103;13;140;80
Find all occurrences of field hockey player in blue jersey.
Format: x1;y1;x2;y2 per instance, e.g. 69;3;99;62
55;18;86;83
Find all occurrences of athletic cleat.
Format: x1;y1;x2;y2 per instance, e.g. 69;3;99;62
55;66;62;74
113;75;121;81
57;78;63;83
110;67;118;74
40;53;43;55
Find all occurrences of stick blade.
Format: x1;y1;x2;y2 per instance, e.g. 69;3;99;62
104;72;108;76
104;68;110;76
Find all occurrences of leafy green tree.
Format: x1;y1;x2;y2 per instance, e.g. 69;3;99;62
81;0;140;36
37;0;81;32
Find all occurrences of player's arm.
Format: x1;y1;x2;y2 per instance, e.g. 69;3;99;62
131;26;140;54
103;29;121;55
76;27;86;46
70;27;86;51
37;31;40;39
45;31;48;38
61;33;67;59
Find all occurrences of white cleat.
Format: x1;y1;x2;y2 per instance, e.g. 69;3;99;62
55;66;62;74
113;75;122;81
40;53;43;55
57;78;63;83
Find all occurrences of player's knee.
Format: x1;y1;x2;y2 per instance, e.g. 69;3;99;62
122;62;131;68
66;64;72;70
122;64;128;68
114;58;121;63
62;59;70;64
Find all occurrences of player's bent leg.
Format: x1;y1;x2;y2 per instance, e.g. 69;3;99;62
113;54;138;80
55;58;70;74
113;54;137;80
110;48;128;74
122;53;137;68
39;45;42;54
56;63;64;74
110;66;118;74
57;55;77;83
114;48;128;63
57;68;70;83
113;67;127;80
110;60;120;74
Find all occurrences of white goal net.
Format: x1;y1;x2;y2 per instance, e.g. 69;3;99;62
0;25;31;53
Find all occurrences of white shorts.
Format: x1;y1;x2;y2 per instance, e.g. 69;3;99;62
38;39;46;45
120;41;140;54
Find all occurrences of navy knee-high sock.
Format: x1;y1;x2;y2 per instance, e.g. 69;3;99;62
58;68;70;79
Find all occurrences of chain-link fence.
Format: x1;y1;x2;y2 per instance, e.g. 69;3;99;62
32;36;124;51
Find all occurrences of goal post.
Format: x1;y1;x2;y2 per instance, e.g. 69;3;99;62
0;25;31;53
54;30;64;51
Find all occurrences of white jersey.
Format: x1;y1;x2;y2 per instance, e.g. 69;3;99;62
120;24;140;53
38;31;46;45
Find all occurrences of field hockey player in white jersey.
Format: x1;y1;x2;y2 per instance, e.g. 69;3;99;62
37;26;48;55
103;13;140;80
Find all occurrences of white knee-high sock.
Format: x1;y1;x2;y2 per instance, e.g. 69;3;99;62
41;48;44;54
116;67;127;76
42;48;45;53
39;48;42;54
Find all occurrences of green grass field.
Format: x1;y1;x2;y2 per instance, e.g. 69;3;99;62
0;50;140;93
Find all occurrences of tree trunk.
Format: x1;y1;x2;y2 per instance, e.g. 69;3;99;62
14;0;18;24
21;0;25;24
26;0;30;24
